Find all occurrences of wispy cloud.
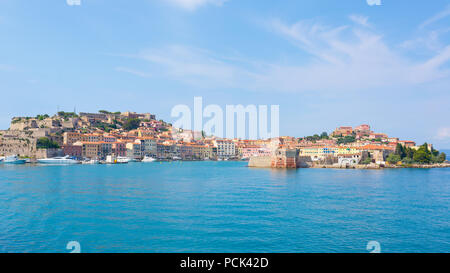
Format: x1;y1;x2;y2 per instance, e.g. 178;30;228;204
115;67;153;78
115;15;450;93
165;0;228;11
419;5;450;29
437;127;450;140
349;14;370;27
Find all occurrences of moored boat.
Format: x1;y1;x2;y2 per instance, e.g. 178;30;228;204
82;159;100;164
116;156;131;164
0;155;26;164
37;155;80;165
142;156;157;162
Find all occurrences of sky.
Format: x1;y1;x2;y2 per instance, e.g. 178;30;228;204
0;0;450;148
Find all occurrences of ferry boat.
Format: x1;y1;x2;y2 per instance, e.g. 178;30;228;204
0;155;27;164
142;156;157;162
37;155;80;165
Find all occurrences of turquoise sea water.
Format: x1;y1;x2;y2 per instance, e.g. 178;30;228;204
0;161;449;253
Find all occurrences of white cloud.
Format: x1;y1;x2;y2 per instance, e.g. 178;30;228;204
437;127;450;140
116;17;450;93
349;15;370;27
166;0;228;11
128;45;257;88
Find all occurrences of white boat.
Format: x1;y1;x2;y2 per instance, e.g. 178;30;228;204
172;156;182;161
142;156;156;162
116;156;131;164
82;159;100;164
37;155;80;165
1;155;26;164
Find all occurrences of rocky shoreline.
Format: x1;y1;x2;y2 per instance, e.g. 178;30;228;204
310;162;450;169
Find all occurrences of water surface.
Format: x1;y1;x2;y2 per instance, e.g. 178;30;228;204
0;162;449;253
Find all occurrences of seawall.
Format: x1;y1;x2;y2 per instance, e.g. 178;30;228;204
248;156;272;168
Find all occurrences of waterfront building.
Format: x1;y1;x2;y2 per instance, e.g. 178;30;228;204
139;137;157;156
180;144;193;160
81;142;101;159
62;144;82;159
81;133;104;143
190;144;212;160
63;132;81;145
103;135;117;143
337;154;362;167
100;142;113;158
242;146;271;158
112;142;127;157
215;140;236;159
126;141;142;159
157;143;174;159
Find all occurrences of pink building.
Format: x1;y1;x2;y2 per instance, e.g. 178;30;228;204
242;146;271;158
62;144;82;158
112;142;127;157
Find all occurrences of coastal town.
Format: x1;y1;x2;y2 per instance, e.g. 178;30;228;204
0;111;448;169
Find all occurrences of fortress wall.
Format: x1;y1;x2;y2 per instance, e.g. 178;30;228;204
248;156;272;168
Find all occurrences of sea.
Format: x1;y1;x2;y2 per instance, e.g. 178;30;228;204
0;161;449;253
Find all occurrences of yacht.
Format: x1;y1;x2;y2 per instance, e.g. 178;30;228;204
116;156;131;164
172;156;182;161
0;155;26;164
142;156;157;162
37;155;80;165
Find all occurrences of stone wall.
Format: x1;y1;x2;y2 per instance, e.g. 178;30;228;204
248;156;272;168
0;131;37;157
36;148;63;159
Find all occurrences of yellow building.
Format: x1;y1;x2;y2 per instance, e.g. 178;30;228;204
81;142;101;159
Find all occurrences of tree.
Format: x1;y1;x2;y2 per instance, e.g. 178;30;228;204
405;147;415;159
402;157;414;165
320;132;329;139
123;118;141;131
361;157;372;165
438;153;447;163
395;143;406;158
387;154;401;164
37;137;59;149
337;135;356;145
413;144;431;164
36;114;49;121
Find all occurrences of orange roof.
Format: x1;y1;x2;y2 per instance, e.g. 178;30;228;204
356;144;395;151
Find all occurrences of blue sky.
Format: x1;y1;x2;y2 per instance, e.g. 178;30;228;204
1;0;450;148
